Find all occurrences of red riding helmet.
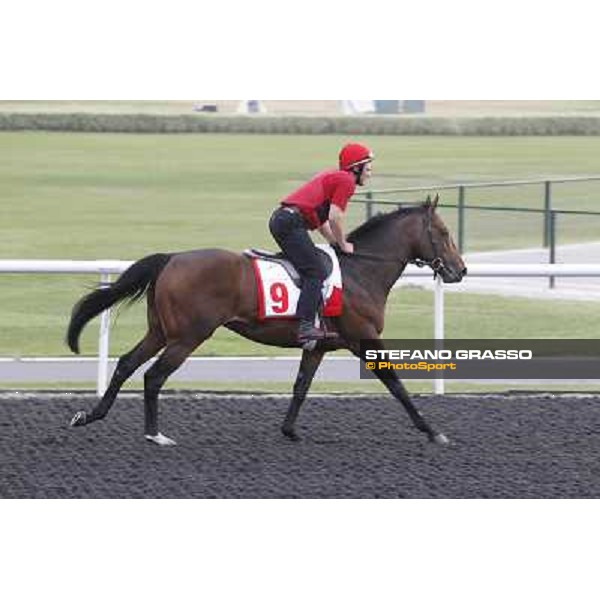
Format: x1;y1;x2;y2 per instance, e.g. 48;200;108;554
339;143;374;171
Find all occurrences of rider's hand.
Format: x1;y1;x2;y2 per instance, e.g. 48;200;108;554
341;241;354;254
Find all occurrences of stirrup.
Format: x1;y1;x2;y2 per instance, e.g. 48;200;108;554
297;327;339;343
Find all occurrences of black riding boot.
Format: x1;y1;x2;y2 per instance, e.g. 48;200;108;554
297;318;339;347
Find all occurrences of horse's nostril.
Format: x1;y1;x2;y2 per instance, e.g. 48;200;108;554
461;267;468;276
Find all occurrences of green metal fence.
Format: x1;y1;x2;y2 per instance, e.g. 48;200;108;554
352;176;600;289
353;175;600;254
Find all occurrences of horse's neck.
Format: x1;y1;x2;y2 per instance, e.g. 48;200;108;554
375;255;410;296
353;219;415;295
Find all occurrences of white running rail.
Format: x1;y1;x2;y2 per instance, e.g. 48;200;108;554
2;259;600;395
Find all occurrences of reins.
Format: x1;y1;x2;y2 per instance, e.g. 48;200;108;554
335;248;398;263
333;208;446;277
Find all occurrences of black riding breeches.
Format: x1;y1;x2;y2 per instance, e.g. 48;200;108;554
269;207;328;322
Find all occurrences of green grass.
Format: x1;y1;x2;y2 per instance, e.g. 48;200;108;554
0;284;598;358
2;133;600;258
1;132;600;358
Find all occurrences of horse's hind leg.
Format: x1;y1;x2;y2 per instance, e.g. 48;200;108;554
70;329;165;427
142;338;205;446
281;348;325;441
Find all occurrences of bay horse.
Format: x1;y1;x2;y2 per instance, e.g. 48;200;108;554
67;196;466;446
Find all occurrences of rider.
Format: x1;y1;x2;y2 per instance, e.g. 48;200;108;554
269;142;374;347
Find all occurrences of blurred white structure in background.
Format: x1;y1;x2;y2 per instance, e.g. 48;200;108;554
237;100;267;114
340;100;375;115
341;100;425;114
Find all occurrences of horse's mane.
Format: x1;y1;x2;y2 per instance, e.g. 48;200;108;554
347;204;424;243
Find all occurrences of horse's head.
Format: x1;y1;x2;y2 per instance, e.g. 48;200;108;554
413;195;467;283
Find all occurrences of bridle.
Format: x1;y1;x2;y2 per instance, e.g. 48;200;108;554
410;210;446;277
334;207;447;277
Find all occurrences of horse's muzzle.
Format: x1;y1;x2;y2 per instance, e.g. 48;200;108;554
442;265;467;284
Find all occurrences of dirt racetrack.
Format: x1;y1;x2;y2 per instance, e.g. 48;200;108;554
1;391;599;498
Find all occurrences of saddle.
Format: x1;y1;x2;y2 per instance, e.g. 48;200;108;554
243;247;334;288
243;245;343;320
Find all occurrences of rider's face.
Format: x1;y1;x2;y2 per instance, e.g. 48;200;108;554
359;162;373;186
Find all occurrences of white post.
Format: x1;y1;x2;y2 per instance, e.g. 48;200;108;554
97;272;111;397
434;275;445;395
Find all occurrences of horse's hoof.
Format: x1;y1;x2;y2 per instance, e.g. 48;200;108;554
430;432;450;445
144;432;177;446
70;411;87;427
282;428;301;442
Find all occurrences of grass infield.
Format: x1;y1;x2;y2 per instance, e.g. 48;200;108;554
1;132;599;358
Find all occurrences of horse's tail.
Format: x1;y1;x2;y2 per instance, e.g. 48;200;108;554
67;253;172;354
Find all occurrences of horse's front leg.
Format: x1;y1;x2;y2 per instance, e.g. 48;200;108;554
350;343;448;444
373;367;448;444
282;348;326;441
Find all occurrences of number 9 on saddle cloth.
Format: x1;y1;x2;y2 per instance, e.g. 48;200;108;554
243;246;343;320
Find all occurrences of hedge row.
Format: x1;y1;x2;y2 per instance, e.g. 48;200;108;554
2;113;600;135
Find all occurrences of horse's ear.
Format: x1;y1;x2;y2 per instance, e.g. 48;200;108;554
424;194;432;208
432;194;439;211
